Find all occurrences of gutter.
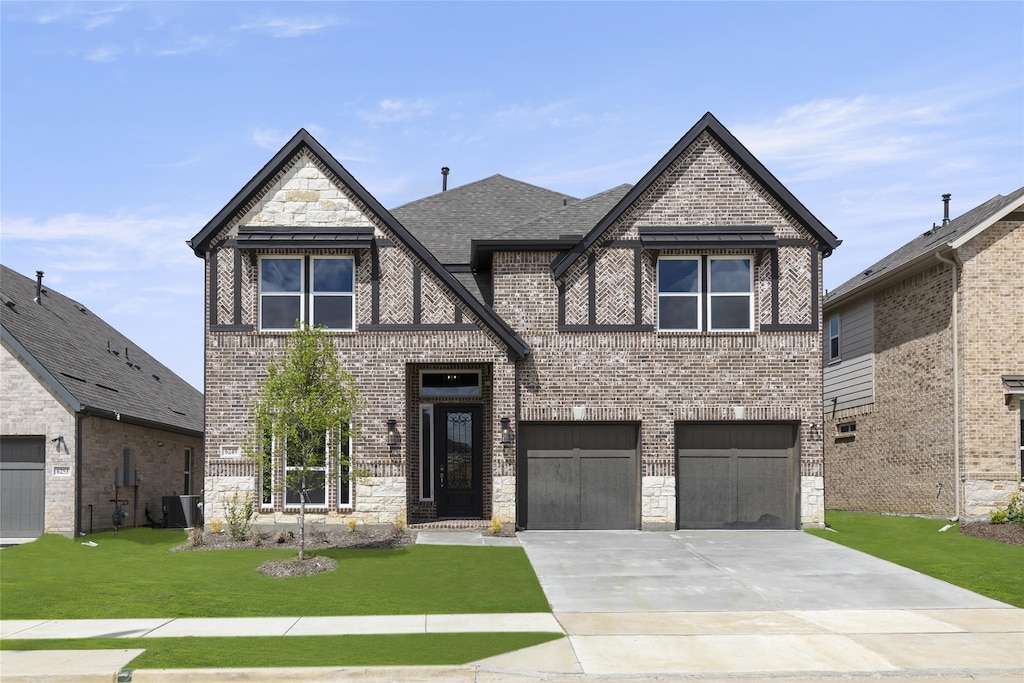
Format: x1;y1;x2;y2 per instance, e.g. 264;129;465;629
935;249;961;521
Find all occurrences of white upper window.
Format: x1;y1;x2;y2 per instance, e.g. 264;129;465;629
658;256;753;331
259;256;354;331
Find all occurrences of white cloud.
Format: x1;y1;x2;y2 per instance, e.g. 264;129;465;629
360;99;436;124
731;92;978;181
33;3;128;29
156;35;216;57
236;16;341;39
85;43;121;62
251;128;290;151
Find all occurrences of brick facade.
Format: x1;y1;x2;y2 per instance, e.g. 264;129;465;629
198;123;831;530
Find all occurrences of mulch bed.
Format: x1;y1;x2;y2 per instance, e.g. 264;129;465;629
173;527;418;577
959;521;1024;546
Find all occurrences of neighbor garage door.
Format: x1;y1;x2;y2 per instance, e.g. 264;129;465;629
521;423;639;530
1;436;46;538
676;423;797;530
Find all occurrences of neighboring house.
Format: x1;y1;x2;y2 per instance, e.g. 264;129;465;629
823;189;1024;518
1;266;204;538
190;112;840;531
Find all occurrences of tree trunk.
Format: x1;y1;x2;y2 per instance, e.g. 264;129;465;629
298;471;306;561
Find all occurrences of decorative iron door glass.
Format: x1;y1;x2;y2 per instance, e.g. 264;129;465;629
436;405;483;518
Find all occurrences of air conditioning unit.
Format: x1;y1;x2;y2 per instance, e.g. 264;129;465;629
163;495;202;528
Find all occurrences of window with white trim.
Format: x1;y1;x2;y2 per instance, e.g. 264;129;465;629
259;426;351;510
258;256;354;331
828;314;841;362
657;256;753;331
183;448;194;495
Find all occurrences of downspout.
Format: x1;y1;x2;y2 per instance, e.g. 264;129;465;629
513;358;523;531
75;412;84;535
935;250;961;520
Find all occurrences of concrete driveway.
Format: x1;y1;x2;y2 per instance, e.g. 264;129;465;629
517;529;1009;612
485;529;1024;680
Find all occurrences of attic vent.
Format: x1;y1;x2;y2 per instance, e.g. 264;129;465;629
60;372;86;383
152;374;161;382
169;407;187;416
76;305;87;314
95;383;119;393
4;299;14;309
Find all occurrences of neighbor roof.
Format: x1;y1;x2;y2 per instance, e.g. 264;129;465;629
825;186;1024;307
0;265;204;436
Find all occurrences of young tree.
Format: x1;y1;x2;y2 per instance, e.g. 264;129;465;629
250;323;363;560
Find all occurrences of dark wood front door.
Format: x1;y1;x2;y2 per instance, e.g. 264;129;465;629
435;404;483;518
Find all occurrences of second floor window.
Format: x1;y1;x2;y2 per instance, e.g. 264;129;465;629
658;256;753;331
259;256;354;331
828;314;841;361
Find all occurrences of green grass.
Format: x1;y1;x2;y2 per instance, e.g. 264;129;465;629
807;511;1024;607
0;633;564;669
0;528;550;619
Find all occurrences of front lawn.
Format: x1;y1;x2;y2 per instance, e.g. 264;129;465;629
0;633;563;669
0;528;550;619
806;511;1024;607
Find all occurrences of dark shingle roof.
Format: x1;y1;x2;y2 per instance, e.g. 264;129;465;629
391;175;578;264
490;184;633;241
1;265;203;435
826;187;1024;305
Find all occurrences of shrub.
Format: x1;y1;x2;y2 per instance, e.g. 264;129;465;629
187;526;205;547
1005;488;1024;528
393;516;406;534
347;518;358;533
990;509;1008;524
224;493;255;541
489;518;504;535
209;518;224;534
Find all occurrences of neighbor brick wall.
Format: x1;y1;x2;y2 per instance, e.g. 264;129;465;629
824;265;957;516
1;341;77;535
957;219;1023;513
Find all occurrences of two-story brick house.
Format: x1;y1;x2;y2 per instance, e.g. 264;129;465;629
824;189;1024;519
190;113;840;531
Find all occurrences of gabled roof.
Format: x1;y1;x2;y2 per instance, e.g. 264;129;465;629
0;265;203;435
391;175;578;265
825;186;1024;308
550;112;841;281
188;129;530;360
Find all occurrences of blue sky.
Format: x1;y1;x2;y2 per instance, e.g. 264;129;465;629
2;1;1022;391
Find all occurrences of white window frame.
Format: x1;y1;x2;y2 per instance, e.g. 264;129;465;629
828;314;841;362
656;256;702;331
707;256;754;332
420;404;434;501
335;426;353;510
657;255;754;332
258;255;304;331
310;256;355;332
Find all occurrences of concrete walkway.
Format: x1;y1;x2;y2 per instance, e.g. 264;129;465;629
2;530;1022;682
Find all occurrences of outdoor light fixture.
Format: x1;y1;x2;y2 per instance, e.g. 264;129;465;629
500;417;512;445
387;419;400;447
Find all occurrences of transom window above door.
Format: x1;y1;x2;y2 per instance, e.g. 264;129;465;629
657;256;753;331
259;255;354;331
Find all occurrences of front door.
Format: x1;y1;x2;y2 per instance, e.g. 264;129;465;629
435;404;483;518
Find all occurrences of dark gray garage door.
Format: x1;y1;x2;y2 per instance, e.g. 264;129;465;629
520;423;639;530
1;436;46;538
676;423;797;530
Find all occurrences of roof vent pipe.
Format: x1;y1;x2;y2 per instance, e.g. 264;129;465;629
942;193;951;226
34;271;44;304
441;167;449;192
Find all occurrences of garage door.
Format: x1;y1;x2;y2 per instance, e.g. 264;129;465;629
676;423;797;530
1;436;46;538
521;423;639;530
